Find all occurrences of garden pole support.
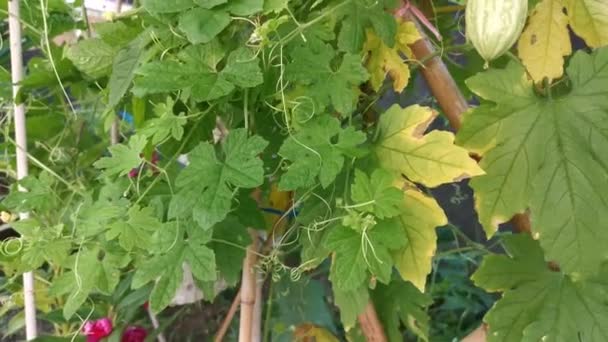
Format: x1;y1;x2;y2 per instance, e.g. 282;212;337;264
8;0;37;339
109;0;125;145
238;230;259;342
358;302;388;342
403;9;532;234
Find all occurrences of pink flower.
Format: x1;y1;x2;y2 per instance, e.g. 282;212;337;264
83;318;113;342
121;326;148;342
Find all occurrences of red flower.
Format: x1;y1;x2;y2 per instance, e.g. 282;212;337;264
82;318;113;342
121;326;148;342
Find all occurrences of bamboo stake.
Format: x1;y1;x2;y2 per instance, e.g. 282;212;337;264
8;0;37;339
109;0;125;146
251;272;263;342
357;302;388;342
238;230;259;342
214;289;241;342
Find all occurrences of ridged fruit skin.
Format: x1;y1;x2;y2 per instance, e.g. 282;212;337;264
466;0;528;65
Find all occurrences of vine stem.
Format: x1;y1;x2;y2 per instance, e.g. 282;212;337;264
8;0;37;339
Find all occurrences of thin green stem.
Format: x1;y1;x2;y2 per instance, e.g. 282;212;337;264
278;0;353;45
0;9;42;36
244;89;250;133
262;280;274;342
4;136;84;196
81;2;92;37
411;44;473;71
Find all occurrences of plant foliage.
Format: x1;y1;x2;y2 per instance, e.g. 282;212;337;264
1;0;608;341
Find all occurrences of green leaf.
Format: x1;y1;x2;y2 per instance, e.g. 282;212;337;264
139;97;187;144
66;38;116;78
62;248;100;319
472;234;608;342
97;255;122;295
94;135;147;177
184;245;216;282
457;48;608;275
326;227;367;290
350;169;402;219
229;0;263;15
177;39;226;70
472;234;548;291
210;217;251;286
149;252;184;312
108;33;149;108
372;279;432;342
375;104;484;187
133;231;216;312
106;205;162;251
133;47;260;101
178;8;231;44
264;0;289;13
191;73;235;101
21;232;71;270
74;197;127;238
392;187;446;291
133;61;199;96
278;115;366;190
221;48;263;88
195;0;228;8
337;0;397;53
326;219;405;290
94;21;142;47
3;173;57;213
142;0;195;12
286;40;369;113
332;284;369;329
169;129;268;229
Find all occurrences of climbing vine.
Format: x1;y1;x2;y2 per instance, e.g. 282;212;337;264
1;0;608;341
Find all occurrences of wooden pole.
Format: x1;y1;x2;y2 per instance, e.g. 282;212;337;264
238;230;259;342
357;302;388;342
109;0;125;145
214;289;241;342
8;0;37;339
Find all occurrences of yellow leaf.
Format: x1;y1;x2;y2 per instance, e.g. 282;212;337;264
375;104;485;188
263;183;292;235
363;20;421;93
565;0;608;48
518;0;572;82
294;324;340;342
393;186;447;291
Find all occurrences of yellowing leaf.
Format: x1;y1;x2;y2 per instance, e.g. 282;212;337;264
393;187;447;291
374;104;484;188
565;0;608;48
363;20;421;92
294;324;340;342
518;0;572;82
